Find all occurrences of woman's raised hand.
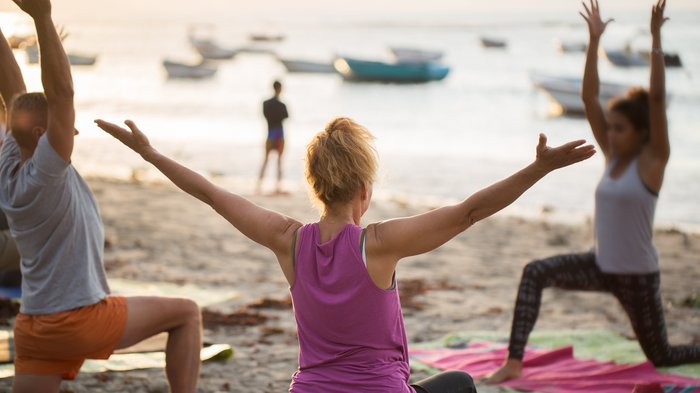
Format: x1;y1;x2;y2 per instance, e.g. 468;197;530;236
535;134;596;172
580;0;613;39
95;119;156;159
651;0;669;36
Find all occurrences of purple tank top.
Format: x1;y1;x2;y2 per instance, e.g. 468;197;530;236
289;223;414;393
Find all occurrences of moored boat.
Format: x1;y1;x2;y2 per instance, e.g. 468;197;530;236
334;56;449;83
531;73;629;115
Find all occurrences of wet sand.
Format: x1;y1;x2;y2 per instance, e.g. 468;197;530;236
1;177;698;392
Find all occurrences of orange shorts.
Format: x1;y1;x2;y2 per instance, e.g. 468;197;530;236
14;296;128;380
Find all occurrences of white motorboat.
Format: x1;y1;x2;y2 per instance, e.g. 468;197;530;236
278;58;335;73
531;74;629;115
163;59;217;79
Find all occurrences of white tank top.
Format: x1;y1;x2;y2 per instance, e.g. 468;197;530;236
594;158;659;274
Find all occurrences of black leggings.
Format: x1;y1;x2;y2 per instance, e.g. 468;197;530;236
507;252;700;367
411;370;476;393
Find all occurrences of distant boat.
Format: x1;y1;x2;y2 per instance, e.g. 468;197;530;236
389;47;444;63
278;58;335;74
555;40;586;53
602;48;683;68
602;48;648;67
24;44;97;66
7;34;33;49
189;37;238;60
334;56;449;83
531;74;629;115
237;46;277;55
163;59;217;79
249;33;285;42
480;37;507;49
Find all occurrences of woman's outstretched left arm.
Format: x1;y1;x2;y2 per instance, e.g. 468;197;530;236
641;0;671;192
367;134;596;263
95;120;301;262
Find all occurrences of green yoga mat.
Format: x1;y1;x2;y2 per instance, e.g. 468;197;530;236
410;330;700;379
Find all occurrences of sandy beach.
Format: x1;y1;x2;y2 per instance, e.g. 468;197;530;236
1;177;698;392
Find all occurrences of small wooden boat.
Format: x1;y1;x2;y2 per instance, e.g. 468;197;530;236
163;59;217;79
189;36;238;60
237;46;277;55
480;37;507;49
249;33;285;42
389;47;444;63
602;48;648;67
279;58;335;74
555;40;586;53
603;48;683;68
24;44;97;66
334;56;449;83
531;74;629;115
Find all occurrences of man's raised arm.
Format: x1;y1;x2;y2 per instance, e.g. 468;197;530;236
0;26;27;121
13;0;74;161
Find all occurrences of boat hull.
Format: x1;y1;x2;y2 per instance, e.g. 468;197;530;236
24;45;97;66
334;57;449;83
532;74;628;115
279;59;335;74
163;61;217;79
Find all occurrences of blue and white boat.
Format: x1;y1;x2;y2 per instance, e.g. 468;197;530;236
334;56;449;83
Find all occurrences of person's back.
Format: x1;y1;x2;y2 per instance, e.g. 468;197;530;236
263;96;287;131
290;223;412;392
0;133;107;314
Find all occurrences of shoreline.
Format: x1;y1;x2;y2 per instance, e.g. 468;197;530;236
84;173;700;236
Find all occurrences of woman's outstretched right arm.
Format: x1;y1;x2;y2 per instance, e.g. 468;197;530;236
96;120;301;279
580;0;613;158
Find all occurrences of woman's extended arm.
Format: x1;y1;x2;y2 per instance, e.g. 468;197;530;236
638;0;671;193
580;0;613;157
366;134;595;263
647;0;670;162
95;120;302;260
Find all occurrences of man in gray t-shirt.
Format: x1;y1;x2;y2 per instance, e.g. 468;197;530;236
0;133;109;313
0;2;201;391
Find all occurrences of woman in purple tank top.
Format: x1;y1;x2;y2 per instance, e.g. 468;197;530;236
486;0;700;384
97;111;594;390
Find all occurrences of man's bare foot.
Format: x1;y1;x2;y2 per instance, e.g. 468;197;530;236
481;359;522;384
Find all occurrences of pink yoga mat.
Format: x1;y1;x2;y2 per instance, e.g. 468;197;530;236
410;341;700;393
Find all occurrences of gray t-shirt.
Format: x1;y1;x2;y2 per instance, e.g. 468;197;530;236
0;134;109;314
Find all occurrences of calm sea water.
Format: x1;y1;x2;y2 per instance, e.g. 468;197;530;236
2;2;699;229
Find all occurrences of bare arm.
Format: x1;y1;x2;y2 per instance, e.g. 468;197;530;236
647;0;670;162
14;0;74;161
580;0;613;157
95;120;302;257
367;134;596;262
0;27;27;117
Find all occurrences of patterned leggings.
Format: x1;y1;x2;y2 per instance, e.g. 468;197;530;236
507;252;700;367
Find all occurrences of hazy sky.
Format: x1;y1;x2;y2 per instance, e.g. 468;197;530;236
1;0;699;16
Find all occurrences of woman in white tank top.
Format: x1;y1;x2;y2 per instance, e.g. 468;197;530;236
485;0;700;384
